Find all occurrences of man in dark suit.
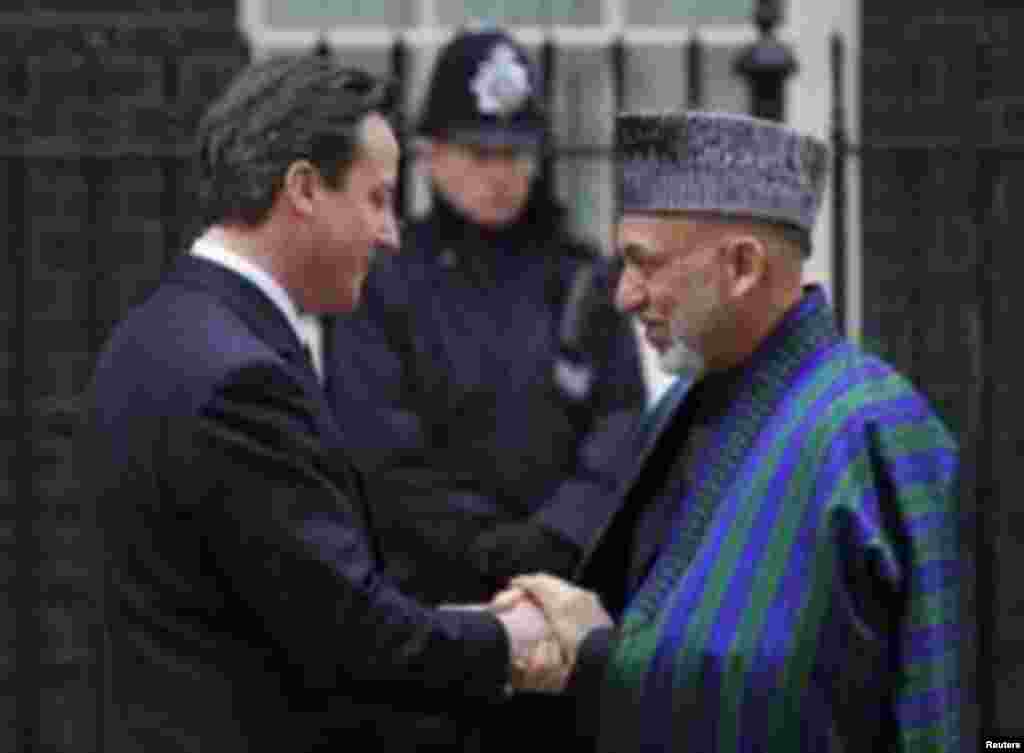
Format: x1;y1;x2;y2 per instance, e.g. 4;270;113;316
83;54;551;752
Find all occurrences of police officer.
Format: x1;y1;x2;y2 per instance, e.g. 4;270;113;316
325;25;647;750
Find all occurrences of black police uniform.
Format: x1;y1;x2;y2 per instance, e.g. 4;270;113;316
323;26;648;751
325;187;645;750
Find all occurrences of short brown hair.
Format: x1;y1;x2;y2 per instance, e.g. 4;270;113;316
196;55;393;226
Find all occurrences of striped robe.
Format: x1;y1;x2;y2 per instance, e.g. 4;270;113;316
580;287;960;752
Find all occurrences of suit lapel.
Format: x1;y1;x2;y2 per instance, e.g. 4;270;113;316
167;255;317;375
166;256;335;439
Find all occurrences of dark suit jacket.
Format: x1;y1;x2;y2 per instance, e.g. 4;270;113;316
572;376;693;615
84;254;509;752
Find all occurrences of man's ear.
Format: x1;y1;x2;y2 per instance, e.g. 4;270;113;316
723;235;768;299
281;159;319;218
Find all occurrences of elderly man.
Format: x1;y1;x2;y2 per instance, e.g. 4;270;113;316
504;111;961;753
83;55;551;752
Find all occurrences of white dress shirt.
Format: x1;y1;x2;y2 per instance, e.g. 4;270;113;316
190;230;324;381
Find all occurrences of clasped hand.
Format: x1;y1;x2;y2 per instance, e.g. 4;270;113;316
489;574;613;694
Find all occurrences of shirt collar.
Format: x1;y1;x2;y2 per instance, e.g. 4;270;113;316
190;229;310;349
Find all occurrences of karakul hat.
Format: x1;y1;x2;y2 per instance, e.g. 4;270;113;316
616;110;830;235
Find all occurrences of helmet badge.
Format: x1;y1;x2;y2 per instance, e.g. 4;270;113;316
469;43;531;117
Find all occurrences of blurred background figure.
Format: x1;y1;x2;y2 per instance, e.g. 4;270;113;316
325;24;647;752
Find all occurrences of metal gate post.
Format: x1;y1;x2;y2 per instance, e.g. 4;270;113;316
389;35;409;221
831;33;848;335
734;0;797;122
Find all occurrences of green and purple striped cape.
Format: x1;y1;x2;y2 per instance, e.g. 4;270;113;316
596;287;959;752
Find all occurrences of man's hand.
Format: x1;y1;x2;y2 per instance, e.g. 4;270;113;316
507;574;612;674
490;588;570;693
441;598;560;691
493;594;554;676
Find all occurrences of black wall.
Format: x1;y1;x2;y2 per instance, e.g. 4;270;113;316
861;1;1024;745
1;3;246;751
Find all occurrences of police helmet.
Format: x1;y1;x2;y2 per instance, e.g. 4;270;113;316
418;25;547;149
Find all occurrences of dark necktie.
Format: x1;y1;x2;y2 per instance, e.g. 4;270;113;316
299;341;321;384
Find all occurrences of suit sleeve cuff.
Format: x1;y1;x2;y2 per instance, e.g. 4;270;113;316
435;608;511;700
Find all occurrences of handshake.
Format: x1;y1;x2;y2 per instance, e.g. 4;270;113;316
471;574;614;694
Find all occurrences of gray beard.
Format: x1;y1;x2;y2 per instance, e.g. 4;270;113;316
658;336;705;380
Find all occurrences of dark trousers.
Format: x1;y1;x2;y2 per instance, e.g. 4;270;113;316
467;693;592;753
314;693;592;752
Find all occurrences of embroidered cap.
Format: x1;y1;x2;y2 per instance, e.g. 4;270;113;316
418;26;546;149
616;110;830;236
